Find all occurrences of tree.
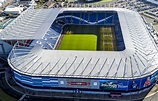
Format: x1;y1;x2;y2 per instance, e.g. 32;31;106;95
40;0;45;3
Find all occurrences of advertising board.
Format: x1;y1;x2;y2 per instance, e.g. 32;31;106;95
66;79;91;88
100;80;128;90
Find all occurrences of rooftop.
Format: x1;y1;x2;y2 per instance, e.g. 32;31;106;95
6;7;158;79
0;6;61;40
146;0;158;5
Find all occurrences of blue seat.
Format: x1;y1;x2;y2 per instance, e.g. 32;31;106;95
83;13;89;22
63;12;72;16
89;13;96;22
57;13;64;17
42;43;52;49
98;13;105;21
73;13;81;18
51;24;62;33
65;17;72;24
97;20;105;25
48;39;56;44
71;17;80;24
105;16;113;24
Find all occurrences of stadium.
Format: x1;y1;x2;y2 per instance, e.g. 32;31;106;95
0;6;158;99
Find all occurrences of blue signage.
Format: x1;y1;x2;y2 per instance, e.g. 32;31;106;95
151;72;157;84
129;79;141;90
140;76;151;88
100;80;117;90
100;80;128;90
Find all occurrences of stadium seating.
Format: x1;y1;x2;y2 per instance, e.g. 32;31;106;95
71;17;80;24
89;13;96;23
31;11;125;51
98;13;105;21
56;11;119;25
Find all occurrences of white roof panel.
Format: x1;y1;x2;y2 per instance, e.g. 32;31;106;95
7;8;158;79
0;7;61;40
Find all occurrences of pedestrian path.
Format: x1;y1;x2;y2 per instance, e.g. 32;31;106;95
143;84;158;101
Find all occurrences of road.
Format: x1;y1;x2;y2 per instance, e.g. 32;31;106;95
144;93;158;101
141;14;158;32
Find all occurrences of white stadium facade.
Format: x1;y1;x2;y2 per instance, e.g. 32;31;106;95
0;5;158;98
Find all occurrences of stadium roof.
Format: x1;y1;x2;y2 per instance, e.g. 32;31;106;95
146;0;158;5
8;8;158;79
0;6;61;40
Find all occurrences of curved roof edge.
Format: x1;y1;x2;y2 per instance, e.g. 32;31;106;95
7;8;158;79
0;7;61;40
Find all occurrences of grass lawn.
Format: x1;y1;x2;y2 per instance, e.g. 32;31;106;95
154;24;158;32
0;89;17;101
59;34;97;51
100;0;112;2
88;0;117;4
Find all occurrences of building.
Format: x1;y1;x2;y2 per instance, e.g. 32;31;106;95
146;0;158;5
4;5;24;14
0;6;158;99
74;0;97;3
0;0;7;7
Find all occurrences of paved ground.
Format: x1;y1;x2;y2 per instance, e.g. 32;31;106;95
141;12;158;101
0;88;17;101
143;84;158;101
141;14;158;32
141;14;155;23
144;94;158;101
88;0;117;4
153;24;158;32
0;0;14;11
141;11;158;101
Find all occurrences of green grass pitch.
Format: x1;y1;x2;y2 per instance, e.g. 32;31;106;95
59;34;97;51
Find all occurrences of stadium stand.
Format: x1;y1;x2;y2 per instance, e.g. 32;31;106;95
32;11;125;51
1;7;157;96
